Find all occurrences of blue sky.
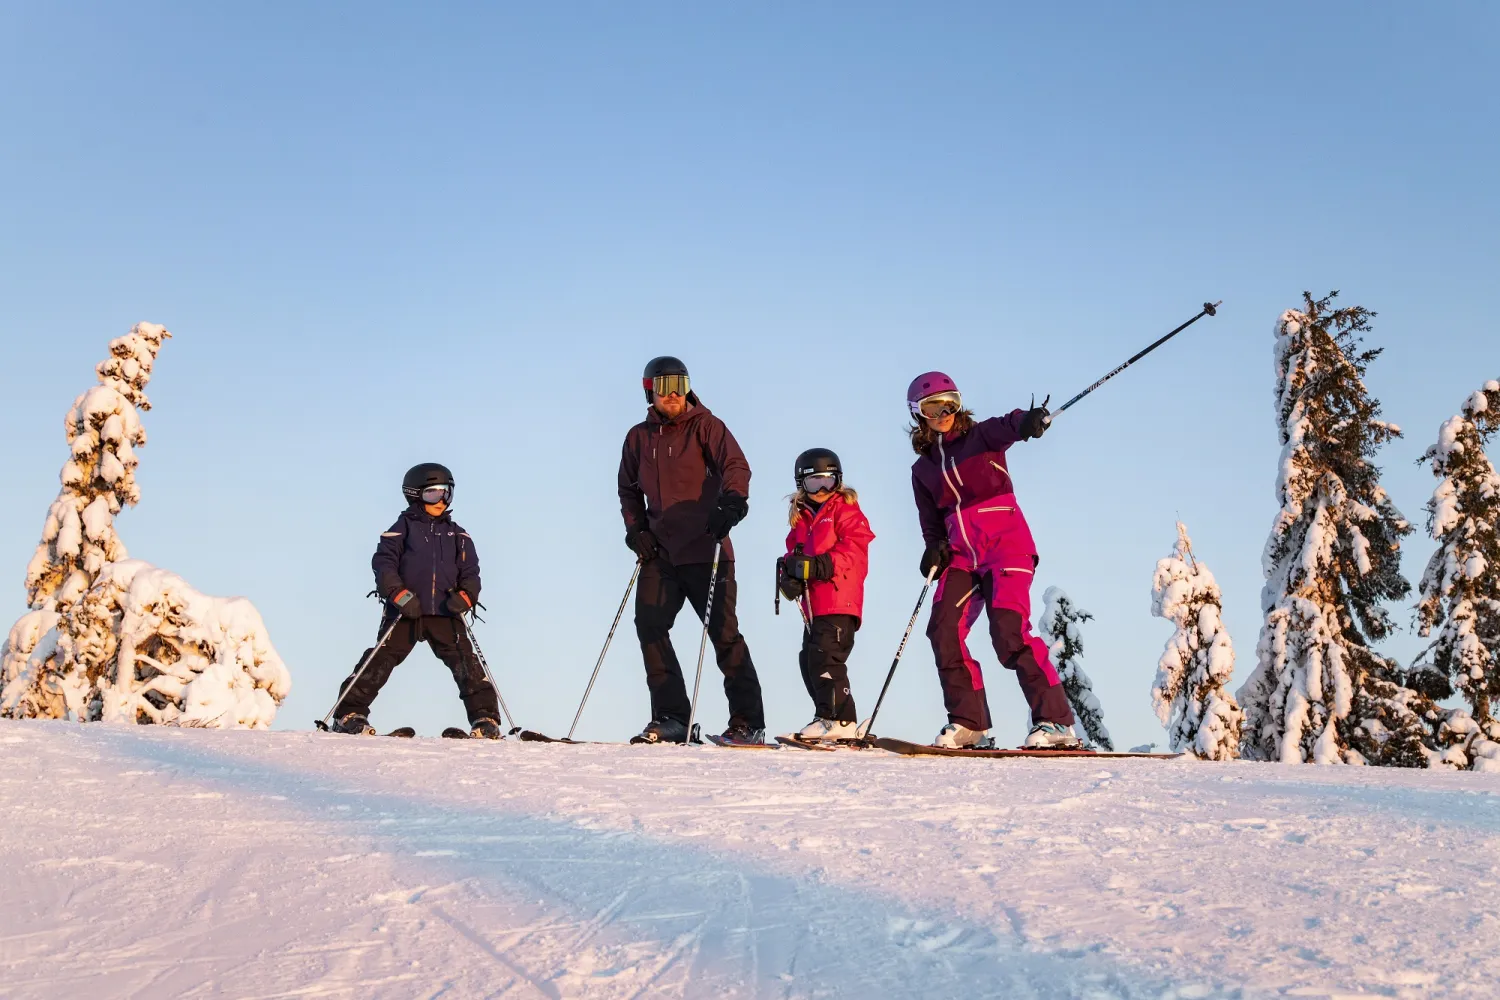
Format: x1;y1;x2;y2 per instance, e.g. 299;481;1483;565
2;2;1496;745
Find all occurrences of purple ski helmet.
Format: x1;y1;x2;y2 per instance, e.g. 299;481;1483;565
907;371;960;415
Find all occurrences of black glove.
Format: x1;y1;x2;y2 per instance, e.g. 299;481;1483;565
776;558;806;601
706;492;749;539
919;540;952;579
444;589;474;617
1021;405;1051;440
390;588;423;619
785;552;833;581
627;529;660;562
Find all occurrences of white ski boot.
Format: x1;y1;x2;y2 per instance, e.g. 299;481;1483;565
1024;721;1085;749
796;718;862;742
933;723;995;749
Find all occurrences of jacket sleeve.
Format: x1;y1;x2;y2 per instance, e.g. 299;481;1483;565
827;503;875;581
372;517;407;597
457;530;481;604
978;411;1028;449
701;416;752;499
617;429;648;537
912;466;946;546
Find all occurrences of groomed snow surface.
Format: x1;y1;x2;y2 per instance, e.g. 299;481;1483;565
2;723;1496;998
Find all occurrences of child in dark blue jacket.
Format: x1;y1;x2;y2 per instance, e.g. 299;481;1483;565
330;462;502;737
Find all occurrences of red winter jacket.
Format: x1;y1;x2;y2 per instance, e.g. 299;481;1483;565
784;495;875;619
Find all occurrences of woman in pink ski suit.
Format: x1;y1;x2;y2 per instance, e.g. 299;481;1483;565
906;372;1080;749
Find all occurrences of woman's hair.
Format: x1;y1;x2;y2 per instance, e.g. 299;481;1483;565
786;484;859;526
908;409;976;455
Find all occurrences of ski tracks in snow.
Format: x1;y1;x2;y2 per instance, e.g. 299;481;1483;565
1;723;1498;997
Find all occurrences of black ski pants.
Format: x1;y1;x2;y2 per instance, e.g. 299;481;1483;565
334;614;500;724
635;557;765;729
798;614;859;722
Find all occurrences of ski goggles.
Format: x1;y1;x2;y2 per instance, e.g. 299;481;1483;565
421;484;453;505
644;374;690;398
912;390;963;419
800;473;839;495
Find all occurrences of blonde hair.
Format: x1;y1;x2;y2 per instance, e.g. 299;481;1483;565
787;484;859;526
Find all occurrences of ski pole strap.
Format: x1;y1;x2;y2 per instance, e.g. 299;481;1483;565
1054;301;1220;417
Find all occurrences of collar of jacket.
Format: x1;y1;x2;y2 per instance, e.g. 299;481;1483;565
645;399;711;427
405;505;454;525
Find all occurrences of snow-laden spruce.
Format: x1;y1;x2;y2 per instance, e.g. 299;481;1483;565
1150;522;1243;760
1237;293;1433;766
1039;586;1112;750
1;323;291;727
1408;379;1500;770
1414;381;1500;715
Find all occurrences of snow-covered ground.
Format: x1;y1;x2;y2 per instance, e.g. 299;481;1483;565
2;722;1497;998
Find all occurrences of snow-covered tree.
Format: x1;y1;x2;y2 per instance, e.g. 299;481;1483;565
2;323;291;727
1237;292;1428;766
1150;522;1243;760
1413;380;1500;725
1040;586;1113;750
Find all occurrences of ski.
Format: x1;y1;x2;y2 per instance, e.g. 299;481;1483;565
313;720;414;738
705;734;780;750
517;729;564;742
775;735;836;751
441;727;471;739
873;737;1183;759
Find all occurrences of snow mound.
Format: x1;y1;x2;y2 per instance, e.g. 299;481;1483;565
2;722;1496;998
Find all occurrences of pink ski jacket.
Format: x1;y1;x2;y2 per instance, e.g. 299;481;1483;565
785;495;876;619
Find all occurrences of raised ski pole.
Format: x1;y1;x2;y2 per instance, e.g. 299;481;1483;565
315;615;402;731
461;616;522;736
1050;301;1221;420
566;558;643;741
858;566;939;745
684;541;723;746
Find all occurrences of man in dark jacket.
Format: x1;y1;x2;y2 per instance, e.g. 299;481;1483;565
618;356;766;744
331;462;503;738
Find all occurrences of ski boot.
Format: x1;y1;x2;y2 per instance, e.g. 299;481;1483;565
630;717;689;744
470;718;505;740
933;723;995;749
796;718;861;743
719;723;766;746
1023;721;1084;750
332;713;376;735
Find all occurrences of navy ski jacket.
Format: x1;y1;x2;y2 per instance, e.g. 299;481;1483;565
372;507;481;617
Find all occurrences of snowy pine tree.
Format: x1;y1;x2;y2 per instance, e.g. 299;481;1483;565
1237;292;1431;766
1040;586;1113;750
1150;522;1243;760
1413;380;1500;725
2;323;291;727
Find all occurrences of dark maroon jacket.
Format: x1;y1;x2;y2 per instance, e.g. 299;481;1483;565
911;410;1031;545
618;401;752;565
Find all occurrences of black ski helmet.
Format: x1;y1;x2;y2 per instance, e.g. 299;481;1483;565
402;462;454;504
793;447;842;491
642;355;689;402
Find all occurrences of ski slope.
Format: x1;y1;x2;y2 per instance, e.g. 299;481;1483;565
1;721;1496;998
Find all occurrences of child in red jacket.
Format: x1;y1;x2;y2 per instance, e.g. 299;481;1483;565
778;448;876;742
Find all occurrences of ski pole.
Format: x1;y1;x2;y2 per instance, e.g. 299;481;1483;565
684;541;722;746
1051;301;1220;420
859;566;939;744
461;616;521;736
566;558;643;741
316;614;402;731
